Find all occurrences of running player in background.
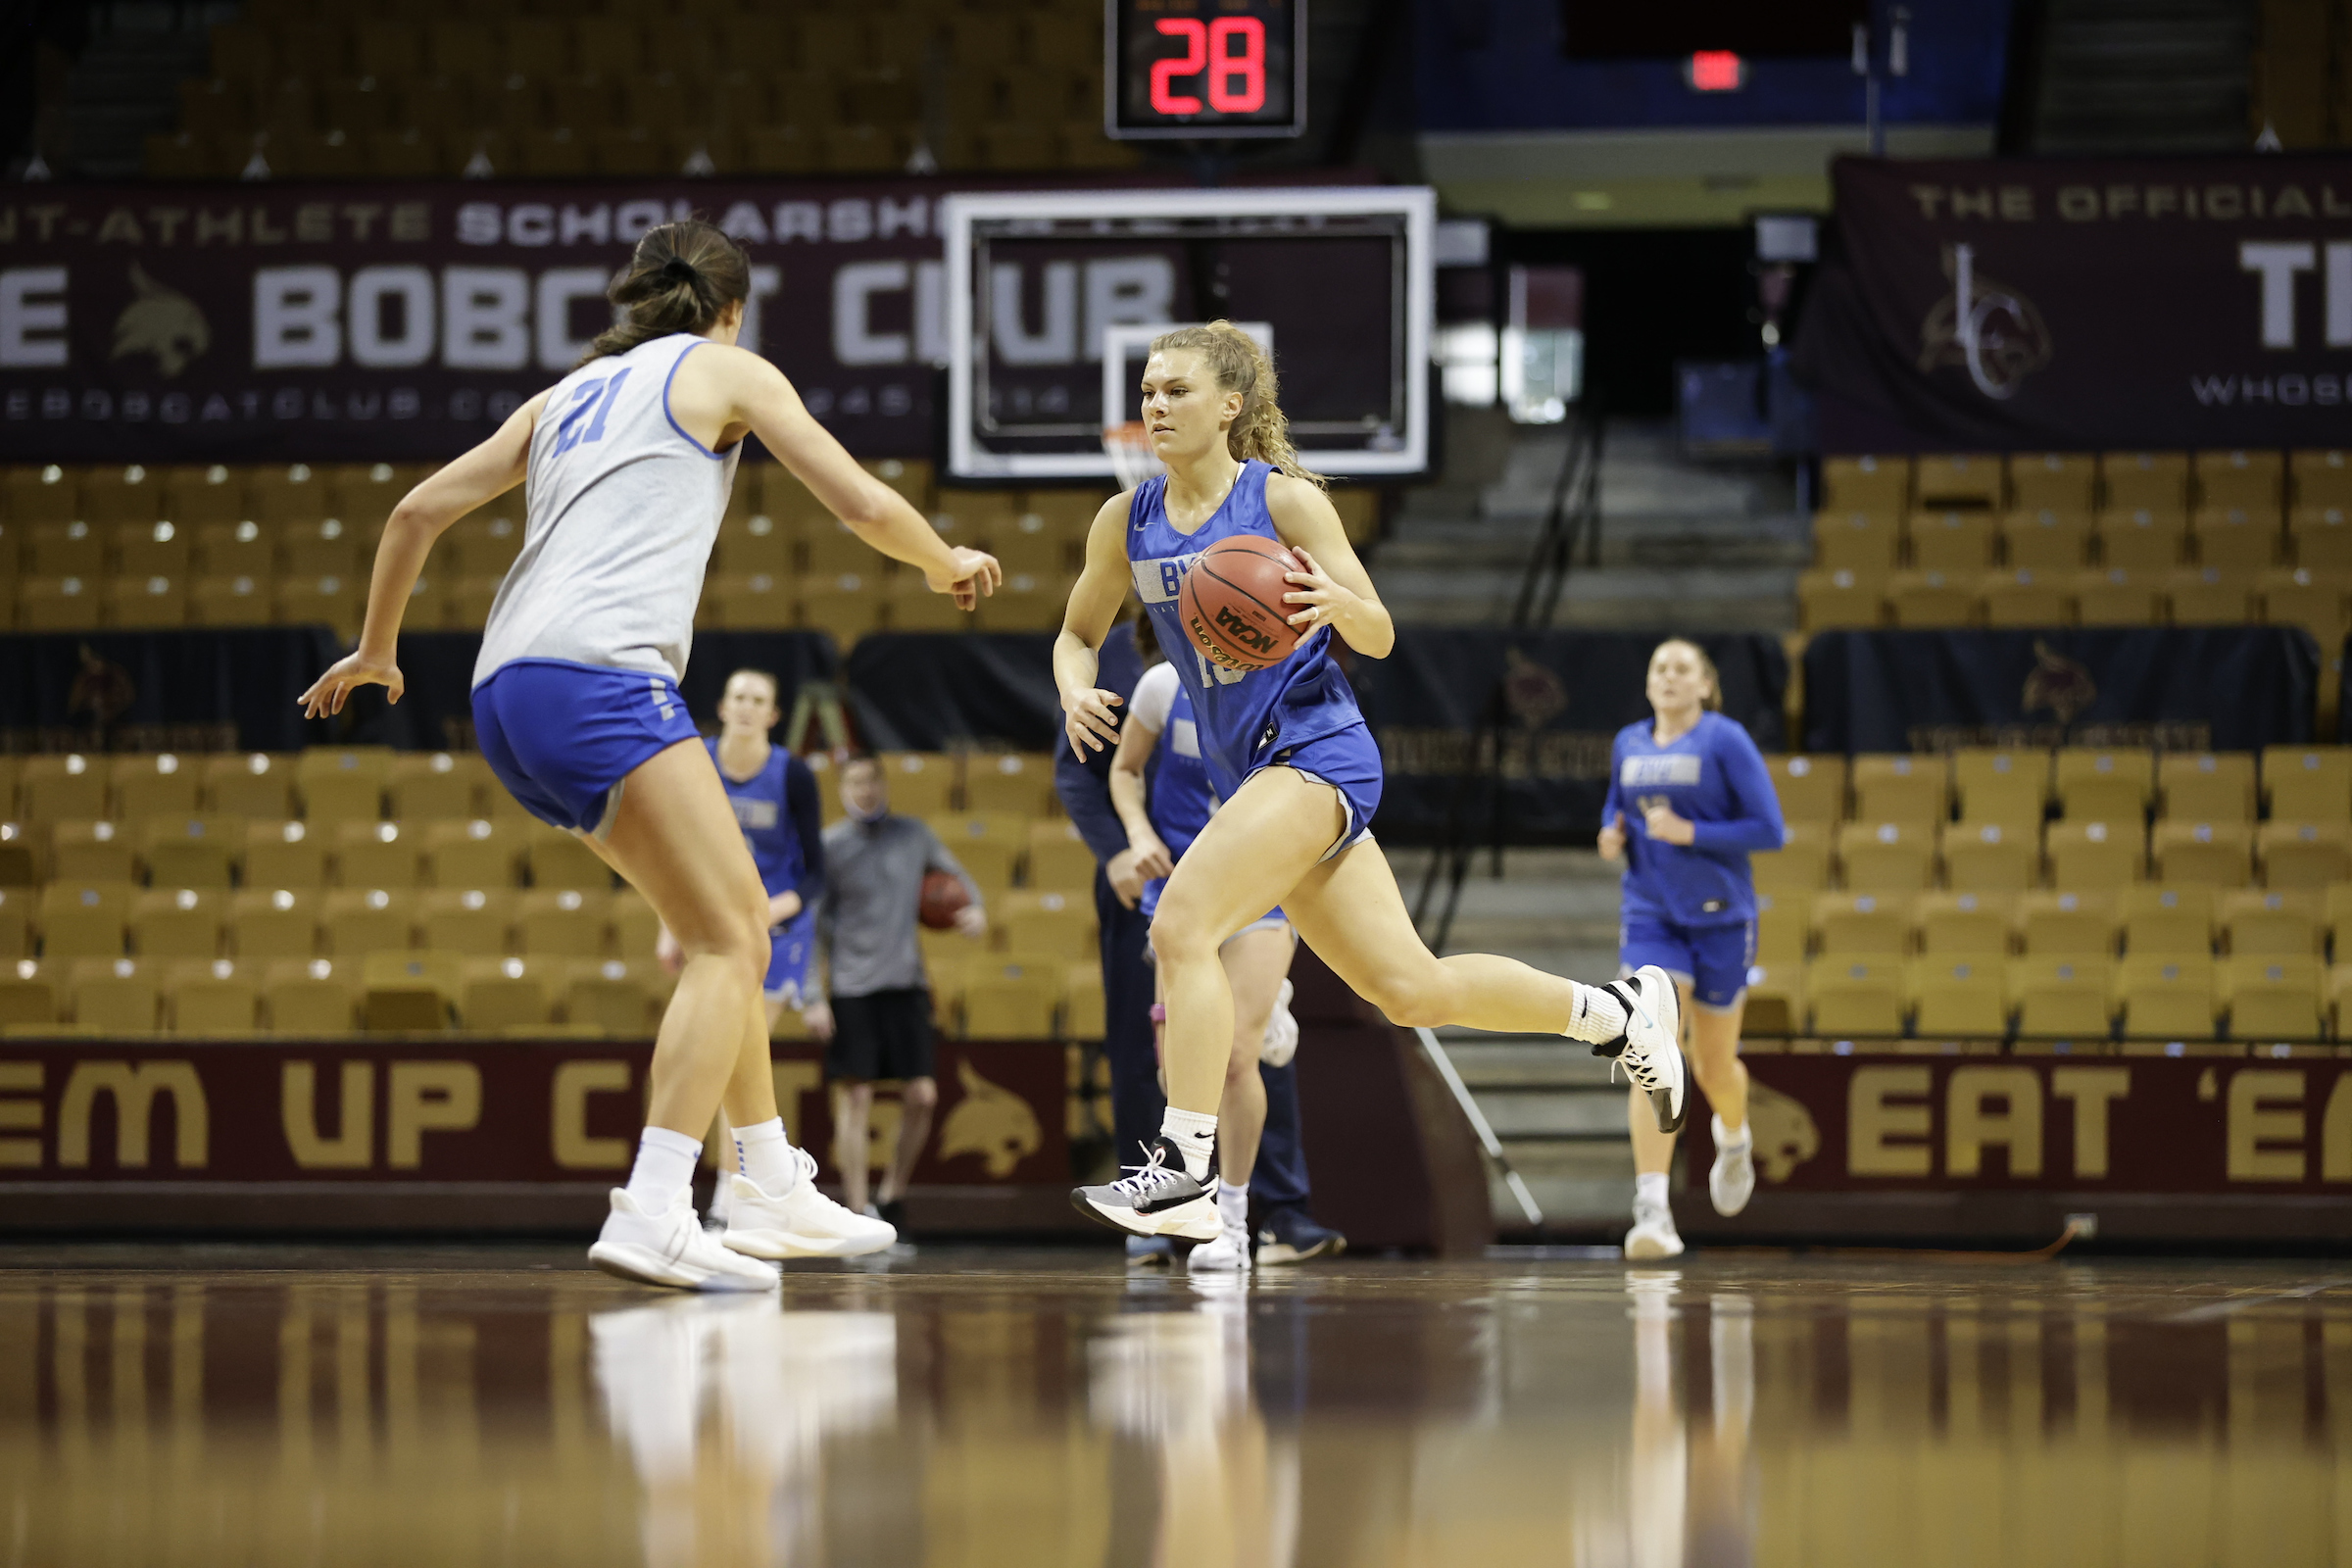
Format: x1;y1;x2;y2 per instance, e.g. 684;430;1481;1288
656;666;827;1230
301;218;1000;1289
1597;639;1782;1259
1057;321;1687;1242
1108;613;1327;1273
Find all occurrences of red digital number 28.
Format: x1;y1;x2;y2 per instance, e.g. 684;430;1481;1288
1151;16;1266;117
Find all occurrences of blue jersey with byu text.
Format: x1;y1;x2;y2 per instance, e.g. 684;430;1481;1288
705;738;823;903
1127;462;1367;797
1602;710;1785;927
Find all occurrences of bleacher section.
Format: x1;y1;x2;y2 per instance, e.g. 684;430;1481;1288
0;744;1103;1040
144;0;1139;180
1749;744;2352;1050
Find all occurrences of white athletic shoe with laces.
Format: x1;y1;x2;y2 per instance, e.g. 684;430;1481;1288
588;1188;781;1292
1623;1192;1686;1262
1260;979;1298;1067
1709;1113;1756;1216
1187;1188;1253;1274
1072;1137;1220;1240
1598;966;1689;1135
721;1147;898;1259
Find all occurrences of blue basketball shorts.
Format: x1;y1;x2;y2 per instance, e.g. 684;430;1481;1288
764;908;815;1004
1251;723;1384;862
471;659;701;836
1139;872;1285;945
1620;915;1756;1011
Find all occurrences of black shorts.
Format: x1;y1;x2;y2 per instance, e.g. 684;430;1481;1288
825;989;937;1083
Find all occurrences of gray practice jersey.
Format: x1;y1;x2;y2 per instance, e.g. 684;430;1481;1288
473;332;741;687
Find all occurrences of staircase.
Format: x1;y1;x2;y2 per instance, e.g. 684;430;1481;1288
2024;0;2256;153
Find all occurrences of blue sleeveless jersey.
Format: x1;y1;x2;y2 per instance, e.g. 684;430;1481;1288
705;737;809;898
1126;462;1368;797
1149;678;1219;857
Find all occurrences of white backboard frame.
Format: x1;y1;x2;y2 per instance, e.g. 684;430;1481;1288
941;185;1436;481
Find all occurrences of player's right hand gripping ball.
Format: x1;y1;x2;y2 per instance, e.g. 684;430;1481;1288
1179;536;1307;671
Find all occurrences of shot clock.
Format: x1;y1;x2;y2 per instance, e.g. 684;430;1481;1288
1104;0;1306;139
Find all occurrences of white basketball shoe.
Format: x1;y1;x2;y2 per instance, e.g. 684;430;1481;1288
1186;1182;1253;1274
1709;1113;1756;1216
1623;1189;1686;1262
589;1188;781;1292
1597;966;1689;1135
722;1146;898;1260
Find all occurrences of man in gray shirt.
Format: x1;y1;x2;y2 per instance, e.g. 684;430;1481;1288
805;753;985;1224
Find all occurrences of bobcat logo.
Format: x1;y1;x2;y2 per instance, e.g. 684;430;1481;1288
936;1057;1041;1178
1917;243;2050;401
2023;639;2097;727
1745;1079;1820;1182
1501;646;1566;731
112;263;211;377
68;642;136;726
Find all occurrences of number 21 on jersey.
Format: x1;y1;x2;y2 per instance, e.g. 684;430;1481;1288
553;368;632;456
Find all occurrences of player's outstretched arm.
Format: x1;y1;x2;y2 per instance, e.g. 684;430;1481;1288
299;391;546;716
701;346;1000;607
1054;493;1137;757
1264;473;1395;659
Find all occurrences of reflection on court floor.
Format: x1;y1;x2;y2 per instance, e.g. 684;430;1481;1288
1;1248;2349;1565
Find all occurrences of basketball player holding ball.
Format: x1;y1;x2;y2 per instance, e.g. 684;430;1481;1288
1057;321;1690;1241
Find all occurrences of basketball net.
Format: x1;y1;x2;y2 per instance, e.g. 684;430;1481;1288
1103;421;1163;492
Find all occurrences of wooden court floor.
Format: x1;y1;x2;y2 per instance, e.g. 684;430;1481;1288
3;1242;2351;1566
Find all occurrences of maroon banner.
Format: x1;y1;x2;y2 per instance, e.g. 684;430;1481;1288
0;1036;1065;1187
1795;155;2352;451
0;174;1203;464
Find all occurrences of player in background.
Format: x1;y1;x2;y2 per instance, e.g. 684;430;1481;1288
301;219;1001;1289
1108;612;1327;1273
1055;321;1687;1243
1596;639;1782;1260
654;666;827;1230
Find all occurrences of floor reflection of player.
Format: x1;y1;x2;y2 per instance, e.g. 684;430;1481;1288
591;1298;898;1567
1583;1273;1755;1568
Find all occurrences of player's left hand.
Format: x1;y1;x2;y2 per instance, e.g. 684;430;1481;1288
928;547;1003;610
954;905;987;939
1280;546;1356;631
767;890;803;927
299;649;403;717
1642;801;1697;846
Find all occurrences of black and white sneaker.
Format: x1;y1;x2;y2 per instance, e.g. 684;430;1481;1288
1592;965;1689;1135
1071;1137;1220;1241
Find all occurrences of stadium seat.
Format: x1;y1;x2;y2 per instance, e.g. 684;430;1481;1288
1914;455;1999;509
2257;820;2352;887
19;755;105;822
72;958;161;1033
2073;567;2161;624
1849;755;1947;827
331;820;422;888
1064;963;1105;1038
1025;820;1096;892
1999;509;2095;571
2158;753;2257;822
704;571;796;630
929;816;1021;893
227;888;319;959
2054;748;2153;820
962;753;1056;817
129;814;235;888
875;753;956;816
2116;955;2217;1039
244;819;325;888
1916;892;2012;956
129;888;224;958
961;958;1061;1039
2261;567;2349;641
202;752;295;818
1835;819;1935;892
1812;893;1912;957
112;754;201;818
1764;755;1845;822
974;573;1073;633
264;957;359;1034
2010;453;2097;514
998;890;1096;961
2098;506;2190;569
420;888;517;955
2165;566;2257;624
2223;953;2325;1040
1978;568;2072;628
2289;511;2352;572
1797;567;1885;630
1887;570;1976;627
1949;748;2047;824
524;825;612;891
1752;823;1833;896
0;963;57;1029
564;959;660;1036
1942;821;2036;892
115;520;191;578
1753;894;1807;962
1908;511;1997;572
360;950;463;1031
518;888;608;956
2119;884;2215;955
422;818;524;888
886;576;972;633
2191;513;2281;572
388;752;481;819
2195;448;2283;514
2103;451;2190;514
52;820;135;883
1807;960;1904;1037
2044;820;2142;889
2222;889;2324;956
1908;958;2007;1037
320;888;416;955
27;520;104;575
1822;456;1909;515
190;572;271;627
0;892;29;958
1814;511;1898;571
460;956;555;1033
296;748;391;820
2262;747;2352;820
2149;820;2253;887
2008;955;2114;1039
281;518;358;578
38;881;130;958
168;958;261;1034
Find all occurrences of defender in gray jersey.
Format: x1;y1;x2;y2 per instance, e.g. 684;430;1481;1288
302;220;1002;1291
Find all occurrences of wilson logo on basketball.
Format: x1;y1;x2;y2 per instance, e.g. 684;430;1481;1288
1177;535;1307;672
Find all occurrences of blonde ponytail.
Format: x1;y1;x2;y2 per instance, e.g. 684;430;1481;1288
1148;320;1327;489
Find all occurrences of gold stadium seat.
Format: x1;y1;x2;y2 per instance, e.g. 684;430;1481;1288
129;888;224;958
2258;820;2352;887
877;753;956;816
202;752;296;817
1835;820;1935;893
320;888;416;956
111;754;201;818
2000;508;2095;570
2159;753;2256;822
2291;448;2352;509
2116;955;2217;1039
2260;567;2349;637
2103;450;2191;514
1811;893;1912;957
2222;889;2323;956
331;820;422;888
2191;512;2282;573
1915;454;1999;509
160;466;244;526
960;956;1062;1039
2195;448;2283;513
2164;566;2256;624
610;892;661;962
1887;569;1975;627
2054;748;2153;820
460;956;556;1033
15;573;99;630
422;818;525;888
1915;892;2013;956
138;813;241;887
19;754;105;822
1796;567;1885;630
2073;567;2161;624
388;752;482;819
713;514;796;576
296;748;392;820
1764;755;1845;822
167;958;262;1034
244;819;326;888
1025;820;1096;892
0;891;30;958
2289;512;2352;572
2149;820;2253;887
2018;892;2117;956
360;950;464;1031
1907;957;2007;1037
0;963;57;1029
2262;747;2352;821
1753;893;1807;962
2223;955;2325;1040
1822;455;1909;514
523;824;612;890
1949;748;2046;829
1742;961;1805;1036
264;957;360;1035
4;464;76;523
518;888;608;956
1909;510;1997;572
227;888;319;959
24;520;100;575
1807;960;1904;1037
114;520;190;578
38;881;131;958
564;958;661;1037
2098;505;2190;570
963;753;1056;817
1752;822;1833;896
2045;819;2143;889
1978;568;2072;628
2119;884;2215;955
998;890;1096;961
51;820;134;883
2012;452;2098;511
1943;821;2037;892
1813;511;1899;571
1064;963;1105;1038
2008;956;2113;1039
703;571;796;630
189;572;271;627
420;888;517;954
1850;754;1947;827
105;573;187;628
71;957;162;1033
973;572;1072;633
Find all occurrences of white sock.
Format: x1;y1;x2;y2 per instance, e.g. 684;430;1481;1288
624;1126;704;1212
1564;982;1628;1044
732;1116;801;1194
1635;1171;1671;1211
1217;1178;1249;1231
1160;1107;1218;1182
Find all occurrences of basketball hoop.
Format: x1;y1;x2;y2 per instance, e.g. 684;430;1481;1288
1103;421;1162;491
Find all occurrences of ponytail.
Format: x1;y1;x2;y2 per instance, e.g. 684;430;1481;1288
1148;320;1327;489
581;218;751;366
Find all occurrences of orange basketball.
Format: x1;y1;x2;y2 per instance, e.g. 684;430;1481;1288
1178;536;1306;672
918;869;969;930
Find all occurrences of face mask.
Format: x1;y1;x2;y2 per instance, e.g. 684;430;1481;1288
848;795;887;824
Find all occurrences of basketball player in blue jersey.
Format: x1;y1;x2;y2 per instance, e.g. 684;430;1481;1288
1598;638;1783;1259
301;219;1002;1289
1056;321;1688;1241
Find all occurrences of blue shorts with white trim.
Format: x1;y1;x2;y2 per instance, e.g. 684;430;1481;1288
471;658;701;836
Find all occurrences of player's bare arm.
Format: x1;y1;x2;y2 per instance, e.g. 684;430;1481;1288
299;390;547;717
1264;473;1394;658
1054;491;1138;756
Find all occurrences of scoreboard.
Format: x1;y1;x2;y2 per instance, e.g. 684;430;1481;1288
1104;0;1306;140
